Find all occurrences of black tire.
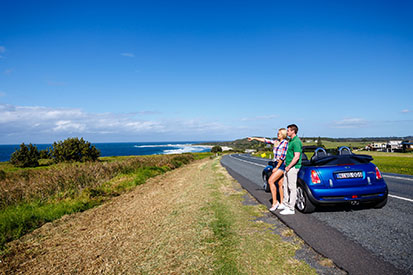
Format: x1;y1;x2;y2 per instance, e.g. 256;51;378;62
263;173;271;192
373;196;387;209
296;185;316;213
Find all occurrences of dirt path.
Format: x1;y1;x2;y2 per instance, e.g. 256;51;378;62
1;157;337;274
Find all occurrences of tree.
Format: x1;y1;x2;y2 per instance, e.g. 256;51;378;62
39;147;52;159
317;137;323;147
52;137;100;163
211;145;223;154
10;143;40;167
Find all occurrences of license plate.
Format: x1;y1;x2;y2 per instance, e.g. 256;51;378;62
336;171;363;179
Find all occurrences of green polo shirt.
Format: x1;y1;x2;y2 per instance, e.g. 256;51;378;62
285;135;303;169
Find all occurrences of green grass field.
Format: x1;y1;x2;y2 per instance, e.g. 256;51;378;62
303;140;370;149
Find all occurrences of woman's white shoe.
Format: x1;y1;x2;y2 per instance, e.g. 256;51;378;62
269;202;280;211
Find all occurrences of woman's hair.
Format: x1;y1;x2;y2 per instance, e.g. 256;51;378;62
278;128;287;139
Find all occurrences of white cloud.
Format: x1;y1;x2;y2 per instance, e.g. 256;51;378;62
401;109;412;113
241;114;278;121
331;118;368;128
121;53;135;57
0;104;234;143
54;120;86;132
136;111;161;115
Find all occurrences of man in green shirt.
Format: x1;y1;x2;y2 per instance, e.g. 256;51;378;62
279;124;302;215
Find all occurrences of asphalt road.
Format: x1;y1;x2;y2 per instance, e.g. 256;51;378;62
221;154;413;275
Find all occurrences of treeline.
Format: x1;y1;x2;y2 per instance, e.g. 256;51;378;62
10;137;100;167
302;136;413;142
202;136;413;152
200;138;267;151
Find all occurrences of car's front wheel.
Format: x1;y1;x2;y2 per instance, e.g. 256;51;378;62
263;174;271;192
296;185;316;213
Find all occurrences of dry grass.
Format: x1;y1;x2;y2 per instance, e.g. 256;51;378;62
319;258;335;267
0;154;194;208
0;157;316;274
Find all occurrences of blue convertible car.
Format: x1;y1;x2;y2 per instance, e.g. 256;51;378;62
263;146;388;213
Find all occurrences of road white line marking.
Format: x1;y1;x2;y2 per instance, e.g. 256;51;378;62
383;175;413;182
388;194;413;203
229;155;266;167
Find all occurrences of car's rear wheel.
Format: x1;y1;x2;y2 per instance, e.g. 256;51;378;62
296;185;316;213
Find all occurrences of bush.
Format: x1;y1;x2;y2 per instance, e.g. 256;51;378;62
39;147;52;159
10;143;40;167
211;146;223;153
52;137;100;163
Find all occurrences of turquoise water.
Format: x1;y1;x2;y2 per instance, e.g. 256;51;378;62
0;142;212;162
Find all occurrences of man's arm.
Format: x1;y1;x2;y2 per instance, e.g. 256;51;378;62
285;152;300;172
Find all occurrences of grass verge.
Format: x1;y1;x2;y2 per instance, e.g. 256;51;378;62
0;153;212;253
198;160;316;274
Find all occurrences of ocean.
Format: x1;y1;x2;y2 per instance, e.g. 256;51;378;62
0;142;213;162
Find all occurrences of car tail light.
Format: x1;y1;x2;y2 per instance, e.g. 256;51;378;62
311;170;321;184
375;167;383;180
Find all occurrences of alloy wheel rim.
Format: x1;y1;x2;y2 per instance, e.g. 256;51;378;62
297;187;305;210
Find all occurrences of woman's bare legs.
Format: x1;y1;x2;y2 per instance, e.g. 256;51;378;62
277;176;284;204
268;169;284;207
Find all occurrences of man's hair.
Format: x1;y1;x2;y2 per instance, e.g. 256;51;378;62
287;124;298;134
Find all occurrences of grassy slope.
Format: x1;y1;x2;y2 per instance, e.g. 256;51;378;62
1;157;317;274
0;153;212;252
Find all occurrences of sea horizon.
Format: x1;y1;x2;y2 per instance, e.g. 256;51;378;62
0;141;219;162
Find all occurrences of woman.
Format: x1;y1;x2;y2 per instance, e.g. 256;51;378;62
248;128;288;211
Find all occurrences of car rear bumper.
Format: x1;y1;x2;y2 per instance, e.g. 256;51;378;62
300;180;388;204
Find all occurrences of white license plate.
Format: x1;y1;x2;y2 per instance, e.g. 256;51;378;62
336;171;363;179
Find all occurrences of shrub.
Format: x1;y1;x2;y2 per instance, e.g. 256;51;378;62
10;143;40;168
52;137;100;163
211;146;223;153
39;147;52;159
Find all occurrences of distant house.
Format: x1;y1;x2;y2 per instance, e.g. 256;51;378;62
387;140;403;152
245;149;256;154
368;142;387;151
402;140;413;152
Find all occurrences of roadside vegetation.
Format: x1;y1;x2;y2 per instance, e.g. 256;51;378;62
201;160;316;274
1;157;318;274
0;152;212;252
9;137;100;168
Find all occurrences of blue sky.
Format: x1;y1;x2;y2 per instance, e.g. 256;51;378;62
0;0;412;144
